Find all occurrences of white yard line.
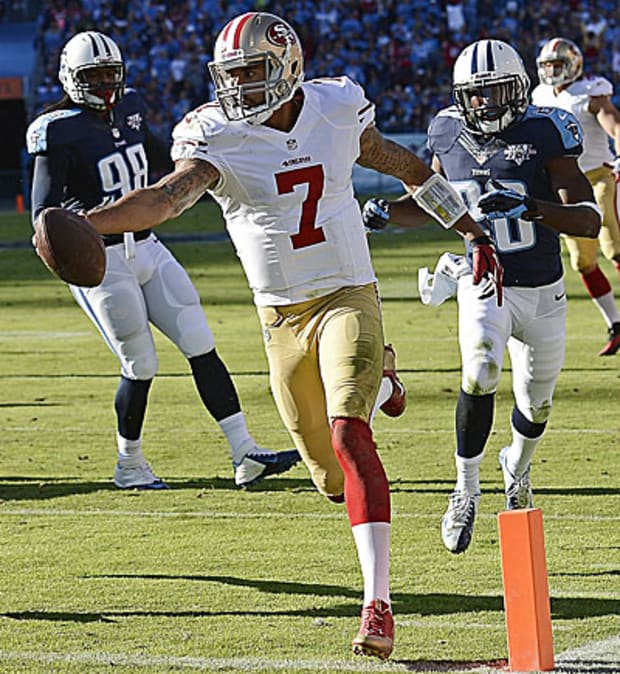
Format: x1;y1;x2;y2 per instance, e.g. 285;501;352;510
0;636;617;672
0;507;618;522
554;635;620;673
0;651;409;672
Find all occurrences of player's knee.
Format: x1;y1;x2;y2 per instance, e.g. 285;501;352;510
462;358;500;395
175;311;216;358
570;254;596;274
520;400;552;425
179;329;216;358
125;352;159;380
310;464;345;498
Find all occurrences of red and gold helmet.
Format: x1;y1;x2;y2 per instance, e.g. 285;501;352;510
537;38;583;87
208;12;304;125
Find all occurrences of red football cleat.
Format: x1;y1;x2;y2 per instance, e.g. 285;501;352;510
380;344;407;417
599;322;620;356
352;599;394;660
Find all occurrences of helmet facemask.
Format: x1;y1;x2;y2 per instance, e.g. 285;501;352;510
71;64;125;111
209;51;296;125
454;74;529;135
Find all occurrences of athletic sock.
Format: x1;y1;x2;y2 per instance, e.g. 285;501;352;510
455;452;483;493
369;377;393;422
117;434;142;462
219;411;253;464
352;521;391;607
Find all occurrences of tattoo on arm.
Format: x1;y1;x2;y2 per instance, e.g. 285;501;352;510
358;125;433;187
159;159;219;217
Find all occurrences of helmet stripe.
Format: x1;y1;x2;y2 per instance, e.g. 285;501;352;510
470;42;478;74
221;12;255;51
486;40;495;71
86;32;113;58
87;32;102;58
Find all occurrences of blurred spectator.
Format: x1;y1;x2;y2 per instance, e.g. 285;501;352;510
29;0;620;134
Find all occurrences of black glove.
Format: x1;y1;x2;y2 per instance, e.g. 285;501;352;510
471;235;503;306
478;180;538;220
362;198;391;230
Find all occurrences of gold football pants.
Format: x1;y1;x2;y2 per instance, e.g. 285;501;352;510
257;283;384;497
564;165;620;271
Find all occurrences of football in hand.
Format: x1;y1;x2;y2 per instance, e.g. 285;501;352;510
34;207;106;287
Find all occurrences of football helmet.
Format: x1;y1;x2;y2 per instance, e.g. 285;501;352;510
453;39;530;135
58;31;125;111
208;12;304;125
536;37;583;87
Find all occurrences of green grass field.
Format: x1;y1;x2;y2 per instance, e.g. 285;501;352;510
1;203;618;673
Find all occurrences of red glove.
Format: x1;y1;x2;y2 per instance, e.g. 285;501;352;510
472;235;503;306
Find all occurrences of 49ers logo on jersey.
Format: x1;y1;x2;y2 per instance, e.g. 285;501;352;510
266;22;294;47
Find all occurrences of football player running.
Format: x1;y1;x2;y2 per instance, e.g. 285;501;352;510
27;31;301;490
533;37;620;356
84;13;500;660
363;39;601;555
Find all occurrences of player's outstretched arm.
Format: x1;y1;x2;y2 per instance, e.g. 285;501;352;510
88;159;220;235
359;133;503;304
358;125;487;241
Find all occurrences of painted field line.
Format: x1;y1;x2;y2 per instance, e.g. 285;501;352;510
555;635;620;672
0;651;408;672
0;507;618;523
0;636;617;672
379;428;620;435
0;331;91;338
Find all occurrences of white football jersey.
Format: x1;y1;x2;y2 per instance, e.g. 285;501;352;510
532;76;614;172
172;77;377;306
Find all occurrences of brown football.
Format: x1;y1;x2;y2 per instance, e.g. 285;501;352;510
34;207;106;287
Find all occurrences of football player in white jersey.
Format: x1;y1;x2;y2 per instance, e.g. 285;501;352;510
84;12;501;659
533;37;620;355
27;31;301;490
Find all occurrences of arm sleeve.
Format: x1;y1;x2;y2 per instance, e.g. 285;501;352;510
30;150;71;227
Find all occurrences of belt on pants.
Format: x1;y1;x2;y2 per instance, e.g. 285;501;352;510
102;229;152;247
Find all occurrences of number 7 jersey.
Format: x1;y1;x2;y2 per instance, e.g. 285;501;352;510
171;76;377;306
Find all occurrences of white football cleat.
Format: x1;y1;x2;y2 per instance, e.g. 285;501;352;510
499;446;533;510
234;443;301;488
441;489;480;554
114;455;168;490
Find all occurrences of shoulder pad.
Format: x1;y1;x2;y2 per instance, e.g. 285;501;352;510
524;105;583;151
171;103;234;162
305;77;374;127
530;83;554;105
427;107;462;154
570;76;613;97
26;108;81;155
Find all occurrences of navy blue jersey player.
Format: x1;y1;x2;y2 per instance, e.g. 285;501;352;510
27;31;300;489
362;39;601;553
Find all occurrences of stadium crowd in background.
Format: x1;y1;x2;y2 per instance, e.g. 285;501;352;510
29;0;620;138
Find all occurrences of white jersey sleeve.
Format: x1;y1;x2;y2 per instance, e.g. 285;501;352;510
171;78;377;306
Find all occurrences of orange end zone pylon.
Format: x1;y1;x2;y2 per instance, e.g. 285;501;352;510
497;508;555;672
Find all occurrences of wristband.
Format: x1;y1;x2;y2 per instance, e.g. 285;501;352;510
410;173;468;229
